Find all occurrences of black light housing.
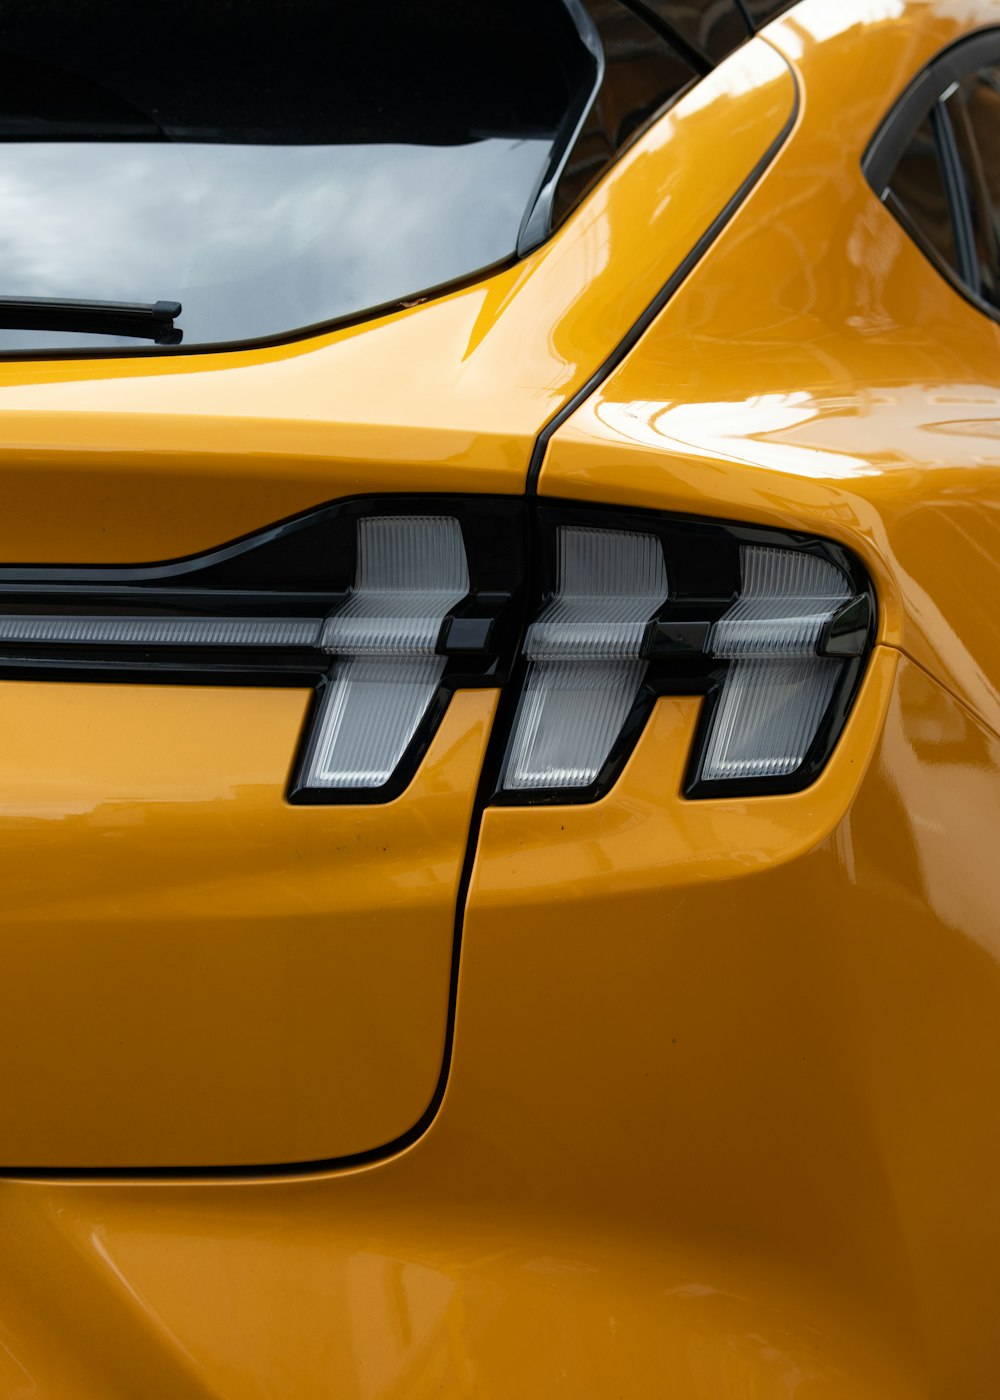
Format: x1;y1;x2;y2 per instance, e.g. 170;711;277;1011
0;496;874;803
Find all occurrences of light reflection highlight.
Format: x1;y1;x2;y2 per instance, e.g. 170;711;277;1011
596;393;882;478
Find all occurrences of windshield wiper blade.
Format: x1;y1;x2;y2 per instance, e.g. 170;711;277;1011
0;296;182;344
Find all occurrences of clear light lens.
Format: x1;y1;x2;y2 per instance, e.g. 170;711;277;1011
303;516;468;789
0;616;321;647
320;516;468;655
702;546;851;782
711;548;850;659
526;527;669;661
503;658;646;790
701;656;842;779
305;656;446;788
503;527;668;791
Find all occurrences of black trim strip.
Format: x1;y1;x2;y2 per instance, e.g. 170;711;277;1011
525;63;799;493
618;0;714;74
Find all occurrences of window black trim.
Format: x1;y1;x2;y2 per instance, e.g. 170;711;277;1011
863;28;1000;195
517;0;606;253
618;0;716;74
863;28;1000;324
933;98;981;288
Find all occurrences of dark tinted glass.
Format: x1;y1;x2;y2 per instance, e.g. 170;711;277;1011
946;69;1000;307
887;112;961;278
553;1;699;225
0;0;597;354
740;0;795;28
628;0;751;64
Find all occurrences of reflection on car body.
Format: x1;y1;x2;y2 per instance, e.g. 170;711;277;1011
0;1;998;1396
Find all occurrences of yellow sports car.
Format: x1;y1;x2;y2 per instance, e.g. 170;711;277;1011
0;0;997;1395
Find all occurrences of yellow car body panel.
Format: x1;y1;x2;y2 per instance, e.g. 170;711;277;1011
0;682;496;1166
0;1;998;1398
2;650;998;1399
0;33;797;1171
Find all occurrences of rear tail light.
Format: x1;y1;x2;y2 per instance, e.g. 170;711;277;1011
0;497;873;803
0;616;320;646
303;517;468;789
700;547;851;782
497;507;872;802
501;527;668;790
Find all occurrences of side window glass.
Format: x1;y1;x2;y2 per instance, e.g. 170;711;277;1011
886;111;962;278
945;70;1000;307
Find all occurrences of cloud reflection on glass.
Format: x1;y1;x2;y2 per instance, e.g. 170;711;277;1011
0;138;551;350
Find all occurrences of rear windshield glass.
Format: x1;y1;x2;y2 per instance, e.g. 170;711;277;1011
0;0;603;354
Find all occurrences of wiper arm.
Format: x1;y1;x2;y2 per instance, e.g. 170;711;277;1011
0;297;182;344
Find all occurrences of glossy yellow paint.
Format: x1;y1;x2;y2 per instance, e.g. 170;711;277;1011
0;29;800;1170
0;683;495;1166
0;0;998;1396
0;39;793;561
2;649;998;1398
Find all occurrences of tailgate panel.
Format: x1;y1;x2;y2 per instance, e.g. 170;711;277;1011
0;681;495;1167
